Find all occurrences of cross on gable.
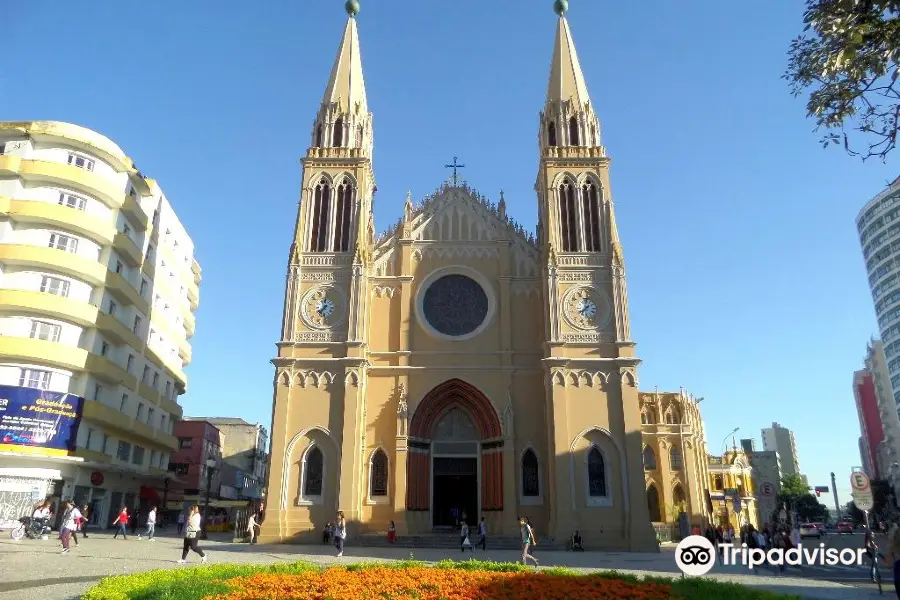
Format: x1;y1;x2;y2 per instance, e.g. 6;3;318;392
444;156;466;186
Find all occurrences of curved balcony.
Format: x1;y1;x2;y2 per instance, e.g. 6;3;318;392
0;155;125;209
0;337;136;390
0;244;107;285
0;121;131;172
0;288;96;327
82;400;178;452
0;197;116;247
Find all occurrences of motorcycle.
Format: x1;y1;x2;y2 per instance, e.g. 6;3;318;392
9;516;51;541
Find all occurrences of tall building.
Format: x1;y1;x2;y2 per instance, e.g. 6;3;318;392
761;422;801;479
263;3;657;550
746;449;781;526
858;176;900;405
862;339;900;490
740;438;756;454
854;368;885;478
0;121;200;529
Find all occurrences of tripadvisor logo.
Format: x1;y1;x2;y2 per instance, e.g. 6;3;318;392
675;534;867;576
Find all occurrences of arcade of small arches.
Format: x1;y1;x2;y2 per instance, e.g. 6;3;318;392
314;116;366;150
546;114;598;149
289;378;619;526
306;173;358;253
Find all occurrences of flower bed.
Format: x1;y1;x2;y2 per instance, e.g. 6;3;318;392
83;559;800;600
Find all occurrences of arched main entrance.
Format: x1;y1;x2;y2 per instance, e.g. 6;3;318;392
406;379;503;529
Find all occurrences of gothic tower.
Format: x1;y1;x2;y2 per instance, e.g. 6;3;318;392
263;1;374;541
536;1;657;550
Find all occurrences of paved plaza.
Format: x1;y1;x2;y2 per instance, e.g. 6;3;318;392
0;529;887;600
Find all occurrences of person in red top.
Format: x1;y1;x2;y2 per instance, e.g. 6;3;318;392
113;506;129;539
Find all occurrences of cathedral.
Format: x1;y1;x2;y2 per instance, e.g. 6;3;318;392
261;0;660;551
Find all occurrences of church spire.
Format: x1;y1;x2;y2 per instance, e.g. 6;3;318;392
539;0;602;151
310;1;372;158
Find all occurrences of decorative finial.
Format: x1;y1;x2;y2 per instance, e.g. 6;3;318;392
553;0;568;16
345;0;360;16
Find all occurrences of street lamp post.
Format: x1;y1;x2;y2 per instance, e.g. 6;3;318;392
201;458;216;540
721;428;739;456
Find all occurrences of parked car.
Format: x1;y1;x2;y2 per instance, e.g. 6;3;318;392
837;521;854;534
812;522;826;535
800;524;822;538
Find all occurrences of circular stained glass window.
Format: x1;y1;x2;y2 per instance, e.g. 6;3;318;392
422;274;489;337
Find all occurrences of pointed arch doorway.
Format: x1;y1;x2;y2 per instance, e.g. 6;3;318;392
407;379;504;531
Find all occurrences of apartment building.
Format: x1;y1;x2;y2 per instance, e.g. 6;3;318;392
0;121;201;528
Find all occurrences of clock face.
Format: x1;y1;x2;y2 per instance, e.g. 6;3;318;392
563;287;610;331
316;298;335;317
577;298;597;318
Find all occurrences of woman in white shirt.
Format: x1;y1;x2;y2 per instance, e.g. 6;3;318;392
246;512;259;544
59;501;81;554
177;505;208;564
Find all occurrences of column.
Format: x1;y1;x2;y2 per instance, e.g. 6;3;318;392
338;368;364;524
546;367;573;539
619;368;657;551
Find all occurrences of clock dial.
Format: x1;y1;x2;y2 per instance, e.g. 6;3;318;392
578;298;597;318
563;287;610;331
316;298;335;317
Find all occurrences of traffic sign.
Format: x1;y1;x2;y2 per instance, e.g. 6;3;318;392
853;493;874;512
851;471;871;493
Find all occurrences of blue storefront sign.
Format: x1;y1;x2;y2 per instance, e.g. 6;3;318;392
0;385;84;455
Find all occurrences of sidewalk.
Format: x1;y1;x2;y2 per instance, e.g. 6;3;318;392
0;531;883;600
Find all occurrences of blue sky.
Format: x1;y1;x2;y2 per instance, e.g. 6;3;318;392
2;0;894;505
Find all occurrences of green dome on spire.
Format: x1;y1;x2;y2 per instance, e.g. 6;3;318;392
553;0;568;16
345;0;360;16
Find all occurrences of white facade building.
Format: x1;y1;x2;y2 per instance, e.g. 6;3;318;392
859;177;900;406
0;121;201;528
761;422;802;479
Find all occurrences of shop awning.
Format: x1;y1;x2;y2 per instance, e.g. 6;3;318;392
139;486;161;501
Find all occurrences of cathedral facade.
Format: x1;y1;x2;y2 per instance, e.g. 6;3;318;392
261;3;658;551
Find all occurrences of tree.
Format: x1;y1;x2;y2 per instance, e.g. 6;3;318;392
795;494;829;522
849;501;866;524
785;0;900;160
776;474;811;523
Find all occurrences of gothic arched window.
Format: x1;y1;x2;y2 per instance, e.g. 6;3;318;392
309;178;331;252
333;118;344;147
646;484;662;522
643;446;657;471
522;449;540;497
581;181;601;252
315;125;323;148
558;178;578;252
569;116;580;146
669;446;683;470
587;446;607;497
713;474;724;491
548;122;557;147
641;412;648;425
302;446;323;497
665;408;680;424
333;177;354;252
370;449;388;497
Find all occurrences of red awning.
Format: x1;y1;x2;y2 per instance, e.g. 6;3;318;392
139;486;161;501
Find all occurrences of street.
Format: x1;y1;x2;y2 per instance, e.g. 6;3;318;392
0;527;886;600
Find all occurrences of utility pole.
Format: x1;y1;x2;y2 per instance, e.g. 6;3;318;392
830;472;841;520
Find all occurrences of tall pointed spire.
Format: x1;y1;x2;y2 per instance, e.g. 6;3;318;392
538;1;603;152
309;1;373;158
322;2;368;116
546;3;591;108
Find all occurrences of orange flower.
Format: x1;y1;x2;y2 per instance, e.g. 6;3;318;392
204;567;676;600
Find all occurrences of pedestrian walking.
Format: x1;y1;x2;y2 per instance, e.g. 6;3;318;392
112;506;129;539
246;512;259;544
143;506;157;541
460;520;474;553
79;505;90;538
177;505;208;564
177;511;185;534
333;511;346;557
519;517;538;566
478;517;487;551
59;501;81;554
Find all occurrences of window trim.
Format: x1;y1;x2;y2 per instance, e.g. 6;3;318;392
519;446;543;505
39;275;70;297
48;232;79;254
58;191;87;211
29;319;61;343
297;443;325;506
18;368;51;390
67;152;95;172
366;447;390;504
